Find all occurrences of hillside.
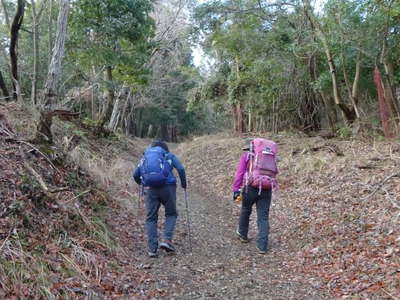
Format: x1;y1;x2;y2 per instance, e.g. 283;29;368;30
0;102;399;299
0;103;155;298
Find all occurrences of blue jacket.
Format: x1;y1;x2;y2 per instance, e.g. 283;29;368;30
133;146;187;188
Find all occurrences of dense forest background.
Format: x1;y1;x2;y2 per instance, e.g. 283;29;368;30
0;0;399;141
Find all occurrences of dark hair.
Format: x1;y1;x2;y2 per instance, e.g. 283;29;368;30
151;139;169;152
242;138;253;151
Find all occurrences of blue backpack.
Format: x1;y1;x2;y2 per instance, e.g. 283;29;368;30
139;147;171;187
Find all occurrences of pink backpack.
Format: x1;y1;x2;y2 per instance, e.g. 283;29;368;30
246;138;278;193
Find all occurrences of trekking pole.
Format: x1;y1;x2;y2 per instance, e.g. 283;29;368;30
137;184;142;214
184;189;192;253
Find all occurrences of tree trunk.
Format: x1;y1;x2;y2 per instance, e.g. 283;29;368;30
126;98;135;135
382;76;400;125
232;104;237;132
34;0;70;144
31;0;39;104
342;50;361;119
0;0;11;98
147;124;153;137
311;53;336;133
136;108;143;137
381;42;400;123
351;51;362;111
303;0;356;124
374;67;394;138
0;70;9;99
119;88;131;131
10;0;25;100
171;125;177;142
42;0;69;106
232;103;244;133
97;66;114;129
108;91;121;130
1;0;10;28
91;85;96;120
272;97;276;133
48;0;53;64
319;91;336;133
30;0;47;105
248;109;252;132
160;122;168;141
236;103;243;133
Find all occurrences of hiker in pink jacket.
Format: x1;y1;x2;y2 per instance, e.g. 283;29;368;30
232;138;278;254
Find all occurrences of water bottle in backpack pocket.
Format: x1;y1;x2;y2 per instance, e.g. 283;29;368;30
140;147;172;188
246;138;278;192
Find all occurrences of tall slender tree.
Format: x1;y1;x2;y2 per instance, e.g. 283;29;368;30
9;0;25;101
35;0;70;143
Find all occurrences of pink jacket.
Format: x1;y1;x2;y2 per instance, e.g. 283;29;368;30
232;152;249;192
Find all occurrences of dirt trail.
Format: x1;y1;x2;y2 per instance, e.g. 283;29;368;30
121;188;326;299
111;142;328;299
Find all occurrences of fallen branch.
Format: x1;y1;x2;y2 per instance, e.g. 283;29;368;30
0;125;15;137
0;133;62;174
382;187;400;209
0;113;15;137
66;189;91;202
381;288;399;300
363;171;400;200
292;143;343;156
18;140;61;174
52;109;80;121
355;164;378;169
19;146;68;198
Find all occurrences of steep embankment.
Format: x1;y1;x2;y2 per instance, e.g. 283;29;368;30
177;133;400;298
0;103;155;298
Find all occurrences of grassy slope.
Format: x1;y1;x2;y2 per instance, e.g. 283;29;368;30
177;133;400;298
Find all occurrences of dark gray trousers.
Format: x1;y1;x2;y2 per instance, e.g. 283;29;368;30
144;185;177;251
238;186;272;251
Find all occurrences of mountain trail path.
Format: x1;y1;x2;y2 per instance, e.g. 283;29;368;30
105;143;328;299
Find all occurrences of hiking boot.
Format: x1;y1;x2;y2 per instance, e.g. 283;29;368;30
148;249;158;257
257;246;267;255
160;240;175;252
236;230;249;243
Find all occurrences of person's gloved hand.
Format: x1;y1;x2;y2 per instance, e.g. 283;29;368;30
182;182;187;189
233;190;240;201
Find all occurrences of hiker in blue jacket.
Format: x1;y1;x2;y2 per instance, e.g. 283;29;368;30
133;140;187;257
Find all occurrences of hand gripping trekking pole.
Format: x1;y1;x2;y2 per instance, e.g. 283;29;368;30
184;189;192;253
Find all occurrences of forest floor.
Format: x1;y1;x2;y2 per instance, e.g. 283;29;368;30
0;102;399;299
